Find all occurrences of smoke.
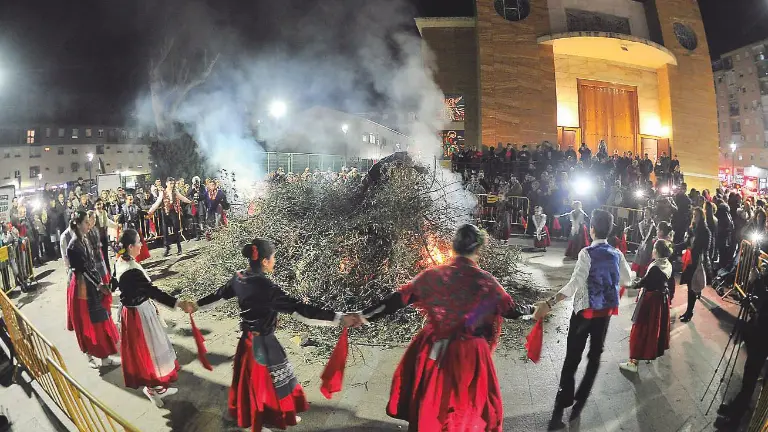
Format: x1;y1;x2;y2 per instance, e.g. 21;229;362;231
135;0;450;188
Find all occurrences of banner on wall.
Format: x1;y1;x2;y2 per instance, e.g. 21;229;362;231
439;130;465;158
0;185;14;225
442;94;465;122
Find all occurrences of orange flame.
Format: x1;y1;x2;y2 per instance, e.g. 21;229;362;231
423;235;452;266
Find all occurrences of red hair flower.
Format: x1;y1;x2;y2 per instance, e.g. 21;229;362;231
251;245;259;261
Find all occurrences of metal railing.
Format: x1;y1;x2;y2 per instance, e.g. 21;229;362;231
601;205;646;246
733;240;759;299
473;194;529;229
46;357;139;432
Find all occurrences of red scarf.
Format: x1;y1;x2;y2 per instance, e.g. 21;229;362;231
320;328;349;399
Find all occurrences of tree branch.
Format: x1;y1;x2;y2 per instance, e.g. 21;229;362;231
168;52;220;117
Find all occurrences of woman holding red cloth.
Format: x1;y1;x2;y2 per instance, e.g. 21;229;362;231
357;224;536;432
191;238;358;432
115;229;197;407
66;210;121;369
619;240;674;373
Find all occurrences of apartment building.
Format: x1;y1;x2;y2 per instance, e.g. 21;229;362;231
0;125;152;191
713;41;768;186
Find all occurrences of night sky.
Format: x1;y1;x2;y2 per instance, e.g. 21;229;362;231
0;0;766;124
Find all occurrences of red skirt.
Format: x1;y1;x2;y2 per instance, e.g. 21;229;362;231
534;226;551;248
565;225;590;259
66;274;119;358
631;262;648;278
387;327;503;432
228;333;308;431
120;304;180;389
629;290;670;360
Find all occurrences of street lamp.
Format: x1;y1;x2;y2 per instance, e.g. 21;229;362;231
730;143;737;186
341;124;349;134
269;100;287;119
87;152;94;182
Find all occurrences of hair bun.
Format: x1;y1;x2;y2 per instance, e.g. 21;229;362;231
241;244;253;259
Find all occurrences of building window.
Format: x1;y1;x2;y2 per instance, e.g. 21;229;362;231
128;130;135;139
58;166;64;174
44;147;50;152
71;148;79;155
96;145;105;155
138;148;144;153
13;170;19;178
45;128;51;138
26;129;35;144
362;134;368;143
71;162;80;173
29;166;40;179
565;8;630;34
72;128;79;139
121;130;128;139
117;163;123;170
98;129;104;137
85;128;92;138
58;128;65;137
29;147;41;158
369;133;376;144
495;0;531;22
129;149;134;154
57;147;64;155
731;120;741;132
13;153;20;158
117;149;123;154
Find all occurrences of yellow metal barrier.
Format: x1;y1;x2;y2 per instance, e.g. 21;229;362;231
734;240;758;298
0;289;68;411
600;205;645;245
474;194;529;229
46;357;139;432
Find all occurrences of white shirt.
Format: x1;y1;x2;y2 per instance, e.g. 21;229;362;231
558;239;634;314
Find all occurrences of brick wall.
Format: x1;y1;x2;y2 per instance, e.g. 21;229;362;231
421;27;479;147
476;0;558;148
654;0;719;191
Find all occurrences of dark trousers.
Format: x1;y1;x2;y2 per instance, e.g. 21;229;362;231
99;233;110;275
684;286;698;316
731;337;768;410
558;313;611;405
162;212;181;251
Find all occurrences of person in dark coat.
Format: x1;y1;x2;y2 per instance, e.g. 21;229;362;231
679;208;712;322
671;184;692;248
704;201;718;265
714;202;734;269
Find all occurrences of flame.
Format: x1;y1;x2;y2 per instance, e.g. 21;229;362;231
423;235;452;266
339;257;353;274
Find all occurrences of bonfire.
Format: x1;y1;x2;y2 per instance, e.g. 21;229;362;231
164;154;540;354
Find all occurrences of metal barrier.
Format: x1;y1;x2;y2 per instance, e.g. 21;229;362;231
46;357;139;432
474;194;529;229
733;240;759;299
601;205;646;246
0;289;68;411
0;246;14;293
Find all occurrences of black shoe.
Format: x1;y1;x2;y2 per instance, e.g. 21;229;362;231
570;401;585;421
548;407;566;431
717;403;735;417
714;412;744;430
163;248;170;257
680;313;692;322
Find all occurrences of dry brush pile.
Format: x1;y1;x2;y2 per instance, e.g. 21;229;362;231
164;161;542;354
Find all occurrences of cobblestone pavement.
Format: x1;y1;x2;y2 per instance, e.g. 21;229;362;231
3;238;746;431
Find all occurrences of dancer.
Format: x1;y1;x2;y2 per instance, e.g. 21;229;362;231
358;224;536;431
190;238;357;432
93;199;118;276
86;211;111;285
562;201;589;259
679;207;711;323
534;209;633;424
631;208;656;276
619;240;674;373
114;229;196;407
66;210;121;369
532;206;550;251
149;177;191;256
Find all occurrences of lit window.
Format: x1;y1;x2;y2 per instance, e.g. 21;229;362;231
85;128;92;138
98;129;104;137
72;128;79;139
121;130;128;139
44;147;50;152
26;129;35;144
362;134;368;143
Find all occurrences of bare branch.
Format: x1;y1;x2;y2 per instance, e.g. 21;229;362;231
168;53;220;117
151;37;175;77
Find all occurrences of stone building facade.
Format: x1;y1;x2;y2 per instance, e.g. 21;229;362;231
417;0;719;190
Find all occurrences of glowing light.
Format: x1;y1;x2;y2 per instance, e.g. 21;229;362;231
634;190;645;198
423;235;452;267
341;124;349;134
37;173;42;180
661;186;671;194
269;100;287;119
747;180;756;188
557;103;578;128
572;177;593;195
751;232;763;243
730;143;738;153
31;200;41;211
87;152;94;162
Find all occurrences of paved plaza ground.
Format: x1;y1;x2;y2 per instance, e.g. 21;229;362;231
0;238;751;431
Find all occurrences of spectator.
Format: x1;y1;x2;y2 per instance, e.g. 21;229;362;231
578;143;592;163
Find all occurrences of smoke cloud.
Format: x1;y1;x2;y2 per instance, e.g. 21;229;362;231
135;0;451;191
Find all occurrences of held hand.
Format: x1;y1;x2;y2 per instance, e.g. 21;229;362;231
99;284;111;296
341;313;363;328
532;301;551;321
179;300;198;314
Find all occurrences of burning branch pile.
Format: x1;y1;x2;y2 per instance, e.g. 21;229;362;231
165;161;540;350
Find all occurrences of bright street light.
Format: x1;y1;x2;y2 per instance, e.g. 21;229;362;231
730;143;737;153
341;124;349;134
269;100;287;119
87;152;94;162
37;173;42;180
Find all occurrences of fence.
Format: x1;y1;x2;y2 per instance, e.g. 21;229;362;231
600;205;646;246
733;240;759;299
264;153;376;175
0;239;36;293
0;289;138;431
47;358;139;432
474;194;529;230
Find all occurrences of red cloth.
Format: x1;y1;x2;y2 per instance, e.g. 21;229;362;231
681;249;692;272
136;239;151;263
119;307;180;388
229;333;308;431
618;235;628;255
565;225;590;258
534;226;551;248
149;219;157;236
67;274;119;358
191;205;197;216
619;286;626;299
221;211;229;226
521;217;527;231
190;314;213;371
552;217;561;231
387;326;503;431
525;320;543;363
629;290;670;360
631;262;648;278
580;307;619;319
320;328;349;399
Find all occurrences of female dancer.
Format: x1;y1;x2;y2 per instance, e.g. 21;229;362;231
562;201;589;259
357;224;536;431
619;240;674;373
191;238;357;432
679;207;712;322
115;229;196;407
532;206;550;250
631;208;656;276
66;210;121;369
86;211;110;285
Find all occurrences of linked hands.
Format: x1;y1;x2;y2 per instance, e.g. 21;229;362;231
340;312;365;328
178;300;199;314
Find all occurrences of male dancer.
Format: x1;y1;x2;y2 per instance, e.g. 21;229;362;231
534;209;633;426
149;177;192;256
